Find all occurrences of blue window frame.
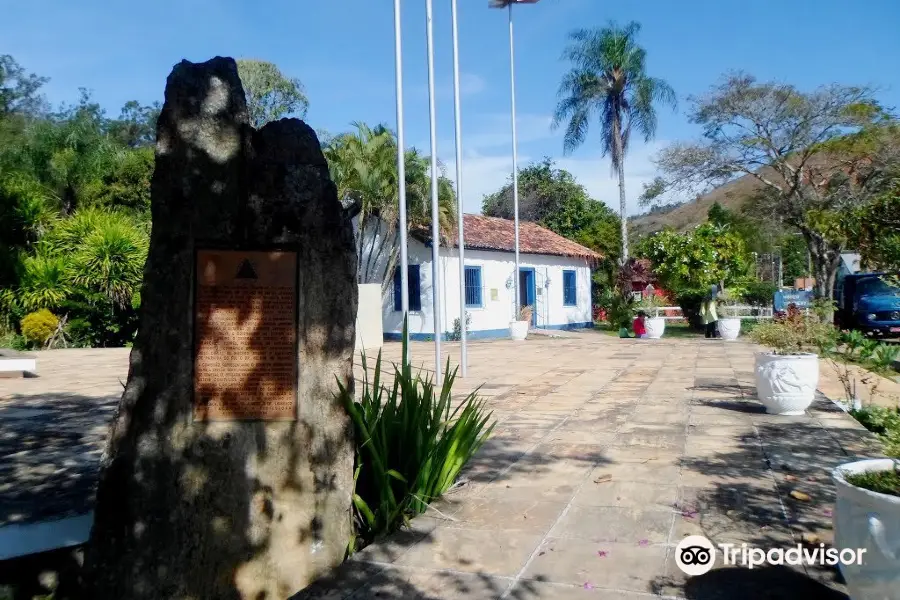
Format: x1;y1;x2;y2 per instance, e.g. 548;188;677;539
464;266;483;307
393;264;421;311
562;270;577;306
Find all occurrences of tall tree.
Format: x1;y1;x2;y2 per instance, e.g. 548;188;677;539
17;90;118;215
0;54;48;117
849;181;900;275
236;59;309;128
107;100;161;148
482;158;621;261
637;222;751;293
643;73;894;299
553;21;675;263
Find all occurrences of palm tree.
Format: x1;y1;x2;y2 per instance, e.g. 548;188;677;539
553;21;675;262
324;123;456;291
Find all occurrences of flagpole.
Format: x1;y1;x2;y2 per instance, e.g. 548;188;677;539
393;0;410;362
450;0;467;377
425;0;442;381
508;2;521;319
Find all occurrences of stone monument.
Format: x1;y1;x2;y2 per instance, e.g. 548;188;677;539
83;57;357;599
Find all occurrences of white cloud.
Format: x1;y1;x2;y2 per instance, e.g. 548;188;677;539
446;151;530;214
555;141;666;216
437;106;665;217
459;73;486;96
462;113;553;152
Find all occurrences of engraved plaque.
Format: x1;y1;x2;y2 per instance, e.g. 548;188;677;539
193;249;297;421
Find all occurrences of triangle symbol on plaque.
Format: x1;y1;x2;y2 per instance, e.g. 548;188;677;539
235;259;258;280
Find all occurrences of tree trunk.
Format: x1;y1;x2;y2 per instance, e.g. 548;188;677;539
611;116;628;264
378;230;400;296
805;231;843;302
83;58;356;600
355;212;366;284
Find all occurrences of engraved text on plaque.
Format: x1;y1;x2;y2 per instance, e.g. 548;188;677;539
193;249;297;420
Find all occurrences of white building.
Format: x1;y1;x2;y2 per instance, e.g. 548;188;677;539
360;214;600;341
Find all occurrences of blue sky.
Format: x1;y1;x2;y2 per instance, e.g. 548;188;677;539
4;0;900;215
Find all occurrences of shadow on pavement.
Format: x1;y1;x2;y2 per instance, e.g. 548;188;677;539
667;565;848;600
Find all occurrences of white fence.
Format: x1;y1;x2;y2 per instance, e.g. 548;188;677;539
645;305;774;321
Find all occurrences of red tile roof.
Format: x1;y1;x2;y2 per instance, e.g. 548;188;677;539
418;214;602;260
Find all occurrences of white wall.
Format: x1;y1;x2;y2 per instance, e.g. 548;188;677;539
380;238;593;338
355;283;384;351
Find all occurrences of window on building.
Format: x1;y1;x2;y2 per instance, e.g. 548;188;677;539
464;266;482;307
393;264;422;311
563;270;577;306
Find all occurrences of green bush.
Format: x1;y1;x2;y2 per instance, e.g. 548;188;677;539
605;293;634;329
849;406;900;458
338;331;495;551
740;319;761;335
748;305;837;354
4;209;148;347
20;309;58;345
741;281;777;307
674;288;707;330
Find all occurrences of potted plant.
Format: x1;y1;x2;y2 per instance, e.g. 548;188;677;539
509;305;532;341
747;305;836;415
716;291;743;341
832;458;900;600
606;293;634;338
635;295;666;339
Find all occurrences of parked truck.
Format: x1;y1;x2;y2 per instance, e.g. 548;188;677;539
834;273;900;337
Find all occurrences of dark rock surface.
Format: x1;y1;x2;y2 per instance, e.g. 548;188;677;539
83;57;357;599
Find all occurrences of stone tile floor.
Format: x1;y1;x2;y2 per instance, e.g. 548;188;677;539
305;333;887;599
0;332;891;599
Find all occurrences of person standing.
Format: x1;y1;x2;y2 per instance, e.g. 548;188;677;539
702;290;719;339
708;293;719;338
701;298;712;338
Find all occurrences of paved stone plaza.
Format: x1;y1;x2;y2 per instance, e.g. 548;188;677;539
1;333;891;598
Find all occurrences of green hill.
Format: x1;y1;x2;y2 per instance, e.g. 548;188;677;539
630;173;762;238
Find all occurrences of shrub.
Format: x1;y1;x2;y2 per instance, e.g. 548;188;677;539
741;282;777;307
20;309;59;345
748;304;837;354
849;406;900;458
717;289;744;318
338;330;495;551
518;305;534;323
448;312;472;342
634;293;665;318
872;344;900;372
844;468;900;497
605;293;634;329
674;288;707;330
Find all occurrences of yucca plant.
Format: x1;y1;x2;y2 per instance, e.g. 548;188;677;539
337;320;495;551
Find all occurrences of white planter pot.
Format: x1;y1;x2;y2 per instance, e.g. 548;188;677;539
509;320;528;341
645;317;666;339
753;352;819;415
717;317;741;341
833;458;900;600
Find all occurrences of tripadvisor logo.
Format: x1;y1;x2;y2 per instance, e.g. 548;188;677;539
675;535;867;575
675;536;717;576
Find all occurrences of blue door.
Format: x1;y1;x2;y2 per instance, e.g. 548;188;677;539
519;268;536;325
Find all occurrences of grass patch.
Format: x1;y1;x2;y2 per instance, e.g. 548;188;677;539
844;467;900;497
